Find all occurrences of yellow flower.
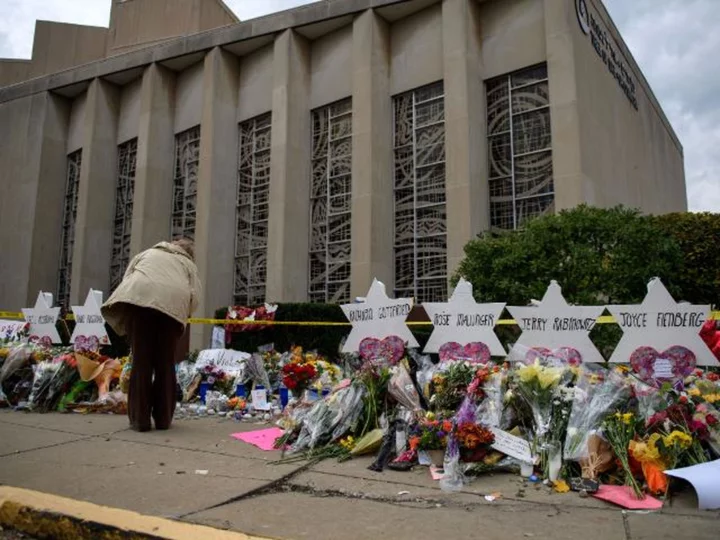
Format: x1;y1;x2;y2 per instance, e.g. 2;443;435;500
339;436;355;451
537;367;563;389
706;394;720;404
688;387;701;397
663;431;693;450
621;413;634;425
615;365;630;374
630;434;662;463
517;363;541;383
426;411;436;421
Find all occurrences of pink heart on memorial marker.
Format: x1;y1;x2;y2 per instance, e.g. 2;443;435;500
630;346;696;385
438;342;491;365
524;347;583;366
359;336;406;365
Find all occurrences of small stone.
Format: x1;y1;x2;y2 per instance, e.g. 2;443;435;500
579;490;589;498
207;409;216;416
262;413;271;421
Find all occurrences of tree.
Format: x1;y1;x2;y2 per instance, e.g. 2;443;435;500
453;205;684;306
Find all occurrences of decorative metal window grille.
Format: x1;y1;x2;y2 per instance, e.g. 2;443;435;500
234;114;272;305
109;139;137;291
393;82;447;303
171;126;201;240
486;64;554;230
309;99;353;304
57;150;82;309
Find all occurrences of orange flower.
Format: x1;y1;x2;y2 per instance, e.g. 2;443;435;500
442;420;453;433
409;436;420;451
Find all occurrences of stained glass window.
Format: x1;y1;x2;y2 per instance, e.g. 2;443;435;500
486;64;554;230
393;82;447;303
171;126;201;240
57;150;82;308
110;138;137;291
234;114;271;305
309;99;352;304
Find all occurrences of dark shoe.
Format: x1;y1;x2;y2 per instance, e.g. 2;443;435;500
154;423;172;431
130;423;151;432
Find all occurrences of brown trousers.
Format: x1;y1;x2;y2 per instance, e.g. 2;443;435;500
127;306;183;430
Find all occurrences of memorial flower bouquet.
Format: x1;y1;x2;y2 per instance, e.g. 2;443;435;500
602;411;644;499
564;368;631;462
430;361;475;413
200;364;233;395
282;348;319;397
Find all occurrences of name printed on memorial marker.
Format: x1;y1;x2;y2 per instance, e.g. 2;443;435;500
346;303;411;322
617;311;706;329
520;317;596;332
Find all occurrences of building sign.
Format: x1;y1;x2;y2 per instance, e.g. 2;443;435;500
576;0;638;110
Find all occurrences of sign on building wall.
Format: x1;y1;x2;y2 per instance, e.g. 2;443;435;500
575;0;638;110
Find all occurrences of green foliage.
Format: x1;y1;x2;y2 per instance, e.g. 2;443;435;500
454;205;684;305
653;212;720;307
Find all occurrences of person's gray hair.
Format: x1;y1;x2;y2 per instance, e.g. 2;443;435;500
172;238;195;260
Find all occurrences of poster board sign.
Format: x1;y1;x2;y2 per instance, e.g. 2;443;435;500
0;319;28;342
507;281;605;364
607;278;715;366
423;278;506;356
21;292;61;344
340;279;418;353
195;348;250;378
70;289;110;346
490;428;534;464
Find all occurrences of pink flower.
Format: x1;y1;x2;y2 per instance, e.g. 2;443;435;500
696;403;708;413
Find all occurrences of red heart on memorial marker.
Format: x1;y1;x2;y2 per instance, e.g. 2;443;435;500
630;346;696;384
359;336;406;364
438;342;491;364
524;347;583;366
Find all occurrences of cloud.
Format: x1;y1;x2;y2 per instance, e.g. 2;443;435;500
0;0;716;211
604;0;720;211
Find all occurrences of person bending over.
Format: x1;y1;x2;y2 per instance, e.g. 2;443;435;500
102;239;201;432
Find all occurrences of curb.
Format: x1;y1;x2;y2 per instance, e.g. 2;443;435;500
0;486;270;540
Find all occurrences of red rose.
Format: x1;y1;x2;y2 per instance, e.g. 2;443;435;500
707;414;719;427
679;396;688;404
707;372;719;382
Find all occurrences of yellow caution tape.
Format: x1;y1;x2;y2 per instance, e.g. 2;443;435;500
2;312;719;326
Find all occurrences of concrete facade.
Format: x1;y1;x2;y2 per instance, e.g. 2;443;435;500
0;0;686;341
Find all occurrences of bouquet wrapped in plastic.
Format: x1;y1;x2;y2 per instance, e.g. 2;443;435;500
286;384;366;455
0;344;35;406
244;352;271;391
563;367;631;462
388;364;422;414
27;361;61;411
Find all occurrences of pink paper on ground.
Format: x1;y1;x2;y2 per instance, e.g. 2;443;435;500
592;485;663;510
231;427;284;451
430;465;446;481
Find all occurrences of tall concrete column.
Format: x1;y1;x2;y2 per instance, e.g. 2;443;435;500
544;0;583;209
442;0;486;279
130;63;176;256
70;79;120;304
192;47;239;347
266;30;311;302
350;10;393;298
1;93;70;309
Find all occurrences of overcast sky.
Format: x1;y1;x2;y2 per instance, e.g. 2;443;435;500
0;0;717;212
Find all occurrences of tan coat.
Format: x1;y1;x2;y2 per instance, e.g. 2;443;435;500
102;242;202;336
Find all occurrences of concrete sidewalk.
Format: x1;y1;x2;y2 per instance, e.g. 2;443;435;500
0;410;718;540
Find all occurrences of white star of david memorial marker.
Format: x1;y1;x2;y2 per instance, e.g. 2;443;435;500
340;279;418;353
71;289;110;346
507;280;605;363
422;278;506;356
607;278;716;366
22;291;61;344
